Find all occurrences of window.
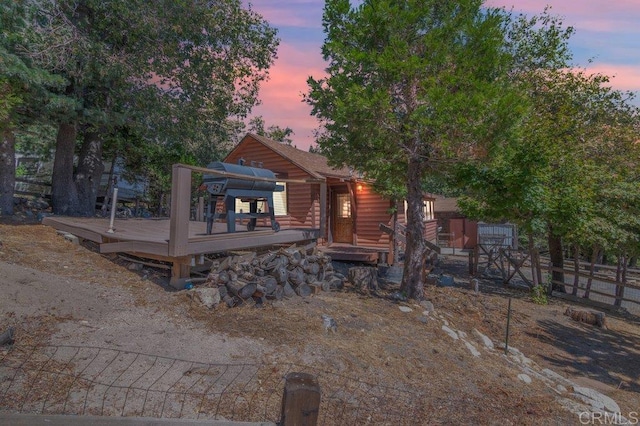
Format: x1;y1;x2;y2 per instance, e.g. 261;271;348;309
273;182;287;215
336;193;351;218
235;182;287;216
404;199;435;221
424;199;434;221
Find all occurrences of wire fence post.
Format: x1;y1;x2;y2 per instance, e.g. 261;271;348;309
280;372;321;426
504;297;512;355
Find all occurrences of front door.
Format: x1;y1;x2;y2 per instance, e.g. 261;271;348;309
332;191;353;243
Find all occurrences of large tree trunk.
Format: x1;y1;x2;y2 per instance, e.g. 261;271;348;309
400;156;427;300
74;130;104;216
51;122;79;215
0;126;16;216
548;228;566;292
584;245;599;299
571;244;580;296
614;254;626;307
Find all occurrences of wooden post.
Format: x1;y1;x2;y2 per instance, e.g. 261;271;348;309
169;165;192;257
170;256;192;289
320;182;327;242
473;245;480;276
196;196;204;222
280;372;321;426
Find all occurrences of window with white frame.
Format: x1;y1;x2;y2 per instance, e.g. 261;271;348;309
235;182;287;216
404;199;435;221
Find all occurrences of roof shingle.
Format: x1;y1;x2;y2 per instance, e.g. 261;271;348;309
241;133;352;180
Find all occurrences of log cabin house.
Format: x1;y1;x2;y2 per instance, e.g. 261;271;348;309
223;133;438;263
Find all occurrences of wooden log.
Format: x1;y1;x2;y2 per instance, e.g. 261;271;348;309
217;256;231;272
280;372;320;426
300;241;317;255
328;276;344;290
218;270;230;284
564;307;607;328
227;280;258;300
266;285;284;301
288;267;305;287
223;294;238;308
259;276;278;294
296;283;312;298
272;267;289;284
241;271;255;281
260;252;277;268
299;258;309;271
263;259;281;271
218;285;228;299
304;262;320;275
283;282;296;299
348;266;379;291
282;248;302;266
254;284;266;298
310;282;322;295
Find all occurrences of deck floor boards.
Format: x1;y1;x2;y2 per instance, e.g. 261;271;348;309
42;216;319;258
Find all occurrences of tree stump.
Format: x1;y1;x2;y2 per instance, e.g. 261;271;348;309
348;266;379;291
564;307;607;329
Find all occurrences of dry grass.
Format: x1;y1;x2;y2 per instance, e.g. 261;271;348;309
2;221;639;423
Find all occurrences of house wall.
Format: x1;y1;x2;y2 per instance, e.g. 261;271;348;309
348;184;438;250
222;136;437;250
224;137;319;230
353;183;392;249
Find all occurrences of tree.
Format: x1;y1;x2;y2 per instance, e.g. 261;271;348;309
12;0;278;216
457;66;640;290
248;116;295;144
306;0;531;299
0;0;66;216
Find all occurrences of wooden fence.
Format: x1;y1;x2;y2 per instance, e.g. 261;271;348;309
548;261;640;313
471;245;640;313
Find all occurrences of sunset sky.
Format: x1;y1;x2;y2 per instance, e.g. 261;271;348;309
244;0;640;151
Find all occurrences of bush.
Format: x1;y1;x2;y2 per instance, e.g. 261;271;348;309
531;284;548;305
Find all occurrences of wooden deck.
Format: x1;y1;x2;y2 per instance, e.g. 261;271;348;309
319;243;385;264
42;216;319;286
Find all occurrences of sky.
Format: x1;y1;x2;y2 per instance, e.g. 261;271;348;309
243;0;640;151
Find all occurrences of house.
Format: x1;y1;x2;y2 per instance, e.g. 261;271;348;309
433;195;478;250
222;133;438;262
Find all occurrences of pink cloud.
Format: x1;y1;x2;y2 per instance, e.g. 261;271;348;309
245;1;323;28
485;0;640;32
249;42;327;150
582;64;640;93
248;0;640;151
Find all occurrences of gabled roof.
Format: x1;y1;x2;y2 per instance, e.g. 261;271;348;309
433;196;460;213
231;133;352;180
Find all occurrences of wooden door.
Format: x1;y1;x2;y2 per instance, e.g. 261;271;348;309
332;192;353;243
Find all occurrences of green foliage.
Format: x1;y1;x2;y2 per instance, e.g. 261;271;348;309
531;283;548;305
2;0;279;210
248;116;295;145
306;0;538;298
448;5;640;263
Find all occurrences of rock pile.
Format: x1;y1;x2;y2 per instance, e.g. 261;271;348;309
201;245;345;308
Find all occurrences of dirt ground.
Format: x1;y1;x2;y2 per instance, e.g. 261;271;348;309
1;217;639;424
